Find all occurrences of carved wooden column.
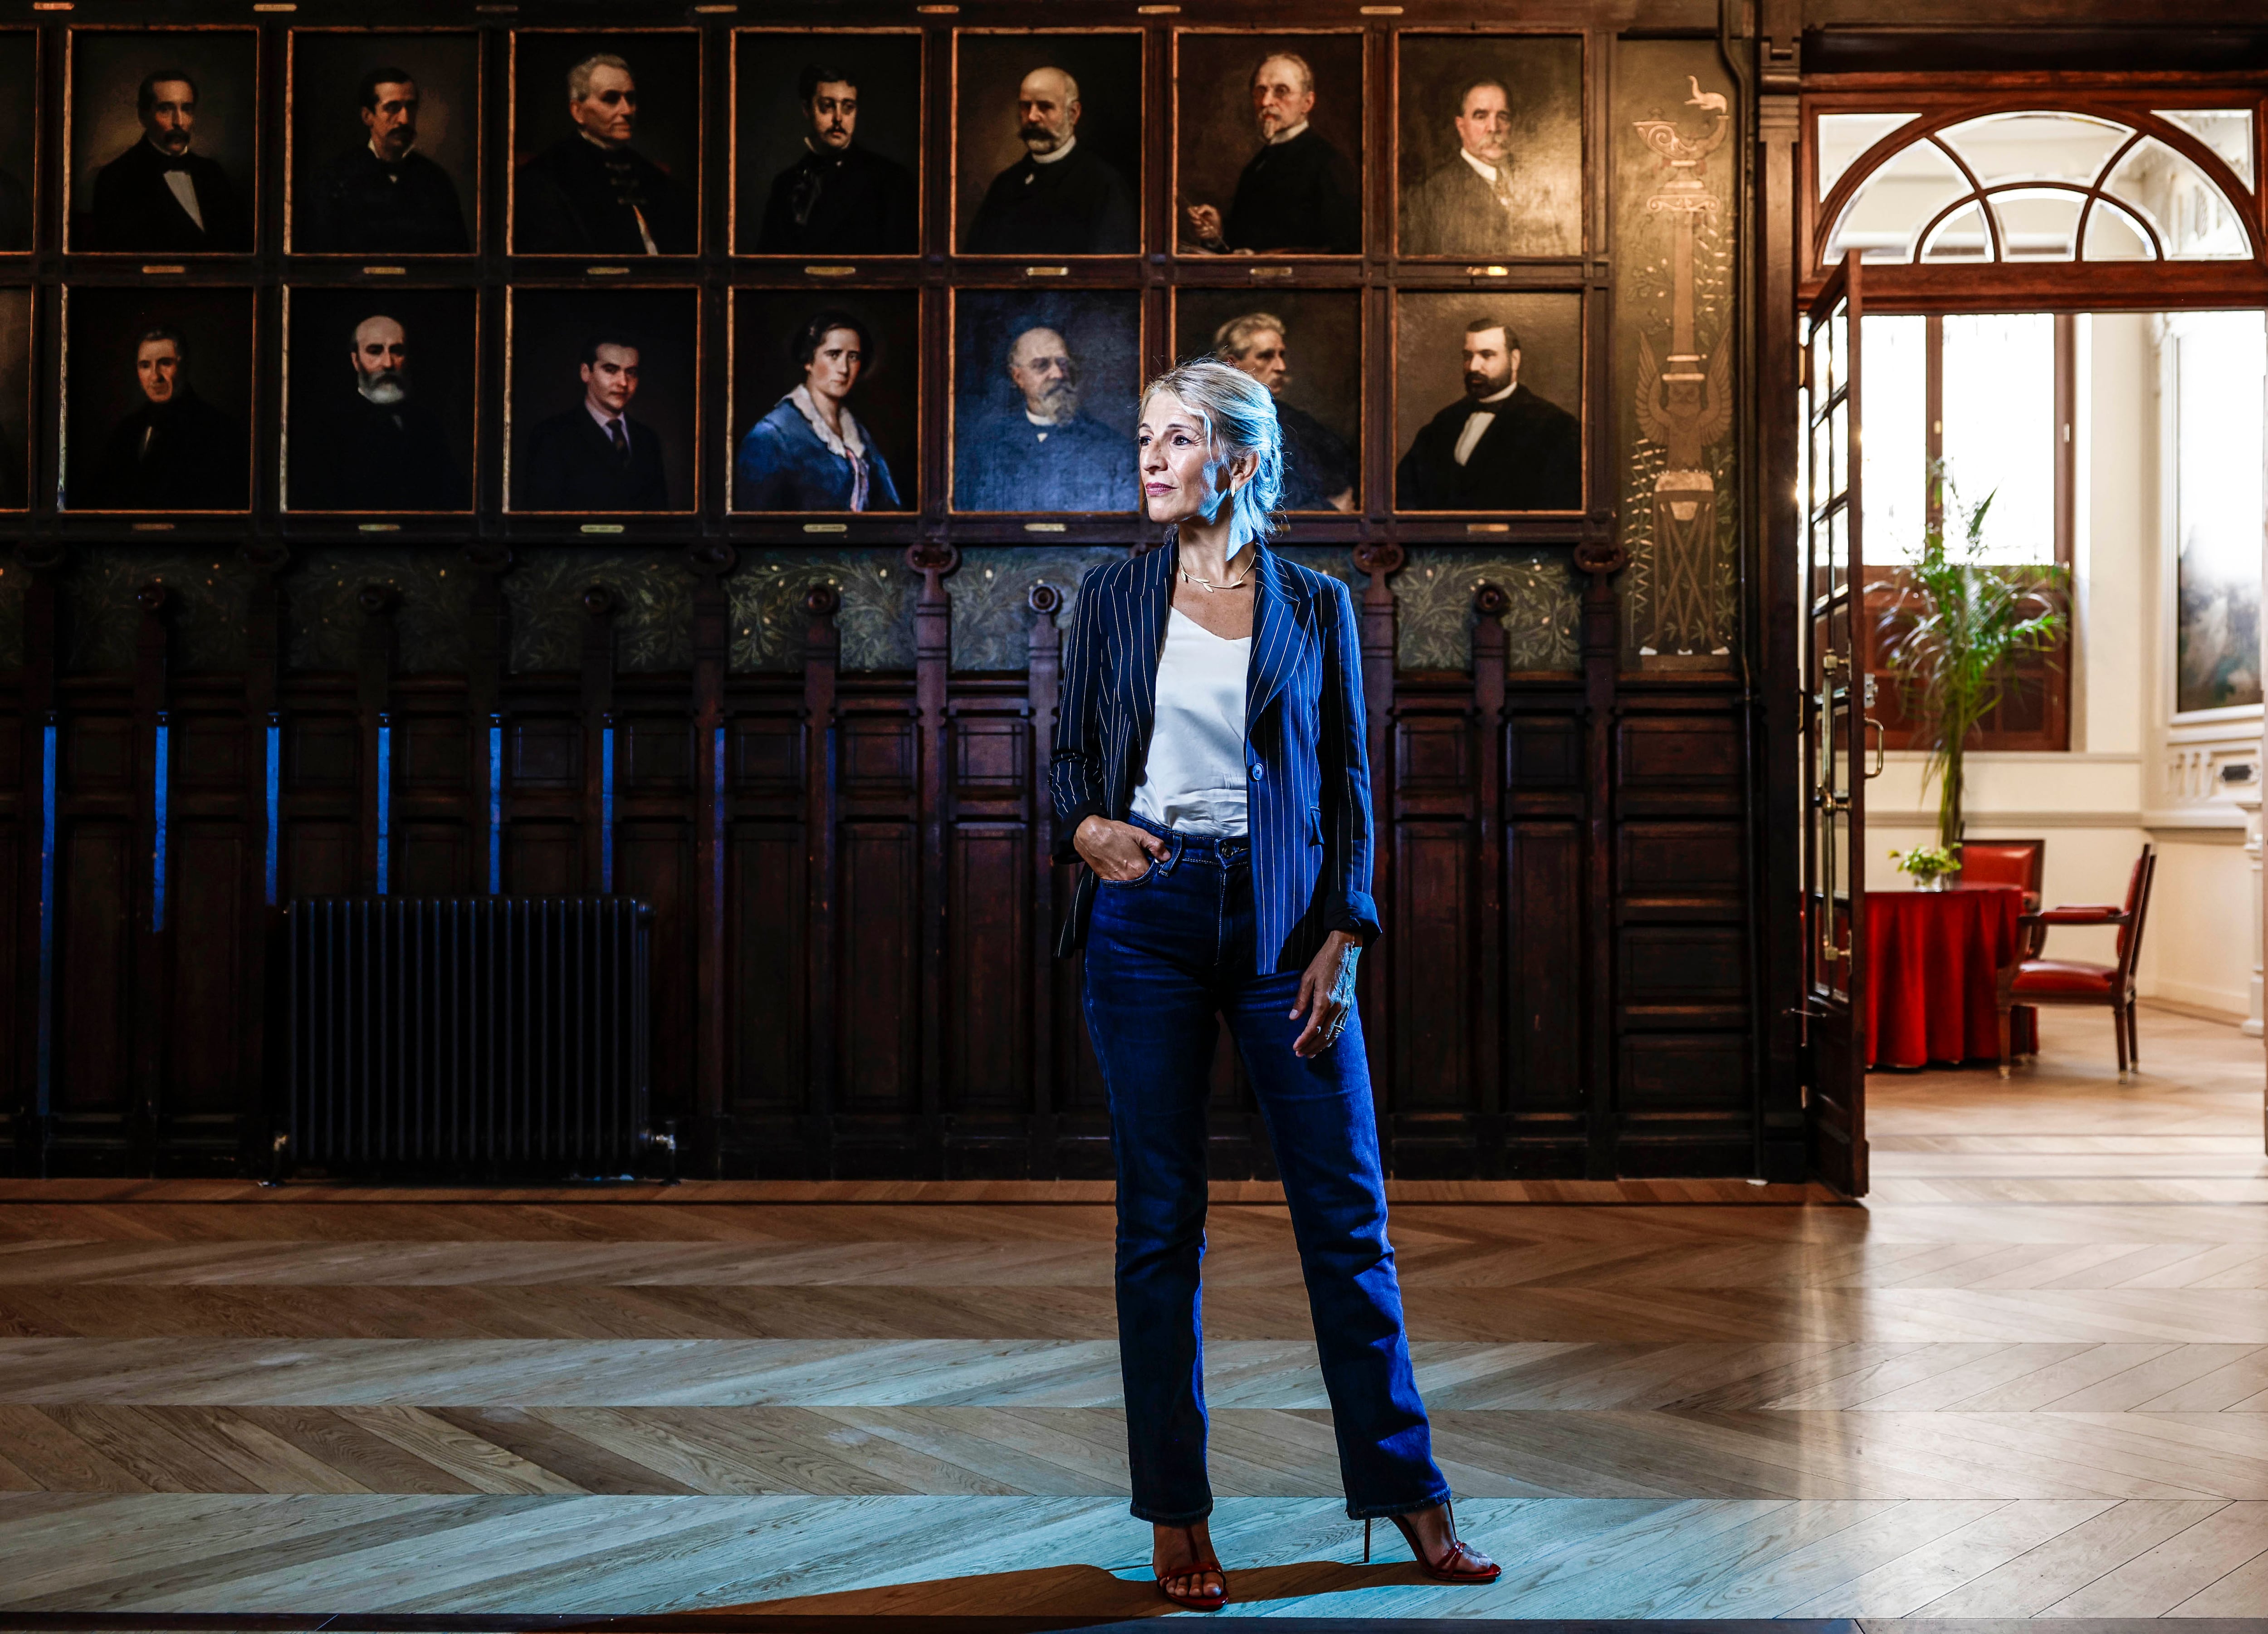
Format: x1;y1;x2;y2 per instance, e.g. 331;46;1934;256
1026;580;1063;1178
127;583;173;1173
908;541;958;1136
687;543;735;1174
1350;541;1402;1146
1756;1;1808;1180
579;584;618;894
11;544;62;1172
1472;583;1510;1150
802;583;841;1167
463;545;511;894
355;584;401;895
236;543;288;1168
1575;540;1627;1179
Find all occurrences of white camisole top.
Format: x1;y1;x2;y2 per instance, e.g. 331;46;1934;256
1132;607;1251;837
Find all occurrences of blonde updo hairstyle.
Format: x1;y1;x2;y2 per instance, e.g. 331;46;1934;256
1137;357;1285;543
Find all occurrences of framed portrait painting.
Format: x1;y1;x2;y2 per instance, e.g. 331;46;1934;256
1173;286;1361;512
67;28;259;255
1395;34;1583;260
1393;289;1584;514
951;287;1139;513
732;288;919;514
506;285;699;515
734;30;921;257
287;30;479;256
62;284;255;513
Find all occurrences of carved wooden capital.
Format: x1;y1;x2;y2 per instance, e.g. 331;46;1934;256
581;584;620;618
1472;581;1511;619
1574;540;1629;577
686;543;738;581
1027;581;1063;617
905;541;960;577
804;582;843;620
1351;541;1406;579
134;582;173;616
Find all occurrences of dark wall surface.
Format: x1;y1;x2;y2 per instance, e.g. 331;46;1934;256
0;0;1778;1182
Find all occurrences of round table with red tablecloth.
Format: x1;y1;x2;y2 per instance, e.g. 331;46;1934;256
1862;884;2039;1069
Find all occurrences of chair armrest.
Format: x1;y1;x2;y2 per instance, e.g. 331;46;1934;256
2012;904;2132;964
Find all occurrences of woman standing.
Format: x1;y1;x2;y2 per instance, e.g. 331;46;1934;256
735;309;902;511
1051;359;1499;1610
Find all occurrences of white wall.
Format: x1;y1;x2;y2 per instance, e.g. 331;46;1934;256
1867;311;2259;1019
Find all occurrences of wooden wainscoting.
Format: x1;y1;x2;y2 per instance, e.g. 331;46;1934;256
1;549;1769;1182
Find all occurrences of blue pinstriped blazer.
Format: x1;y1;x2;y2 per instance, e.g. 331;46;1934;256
1049;538;1381;972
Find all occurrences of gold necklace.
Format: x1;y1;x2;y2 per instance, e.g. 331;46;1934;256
1178;549;1254;594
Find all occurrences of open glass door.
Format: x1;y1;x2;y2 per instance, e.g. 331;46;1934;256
1801;259;1872;1196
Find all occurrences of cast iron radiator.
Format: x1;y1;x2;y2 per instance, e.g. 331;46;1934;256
281;896;664;1179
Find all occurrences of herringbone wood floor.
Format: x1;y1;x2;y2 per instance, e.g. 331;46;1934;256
1;1006;2263;1619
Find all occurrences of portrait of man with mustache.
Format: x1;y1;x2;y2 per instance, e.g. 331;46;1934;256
1396;313;1580;511
955;321;1135;511
300;66;471;255
295;313;469;513
754;59;917;255
1182;52;1359;256
88;68;252;253
964;65;1135;255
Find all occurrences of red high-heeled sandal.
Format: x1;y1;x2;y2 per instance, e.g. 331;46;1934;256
1364;1501;1501;1584
1154;1553;1230;1611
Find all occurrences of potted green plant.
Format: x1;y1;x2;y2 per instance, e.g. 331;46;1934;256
1873;484;2069;855
1889;842;1962;891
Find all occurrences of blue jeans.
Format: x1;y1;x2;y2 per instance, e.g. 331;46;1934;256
1081;817;1450;1525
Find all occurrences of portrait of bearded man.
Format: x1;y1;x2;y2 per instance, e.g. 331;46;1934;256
1182;51;1359;256
295;313;469;512
964;64;1136;255
955;318;1136;512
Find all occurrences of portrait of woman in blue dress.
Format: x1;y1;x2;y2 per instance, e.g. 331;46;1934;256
735;307;904;510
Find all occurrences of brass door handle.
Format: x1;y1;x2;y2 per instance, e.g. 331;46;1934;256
1865;716;1886;778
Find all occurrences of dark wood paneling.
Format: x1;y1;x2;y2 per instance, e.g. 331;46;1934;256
626;721;691;791
1619;715;1742;784
1621;1034;1751;1115
169;825;245;1114
948;824;1027;1111
731;822;807;1113
288;719;359;790
511;720;582;790
1509;822;1584;1119
620;820;694;1123
285;824;359;901
397;825;470;898
504;827;580;895
839;822;918;1114
1620;821;1744;895
59;823;132;1116
1392;823;1472;1113
736;721;803;798
1621;925;1749;1029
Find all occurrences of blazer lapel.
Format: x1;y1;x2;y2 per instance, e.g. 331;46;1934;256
1126;539;1174;764
1247;545;1305;730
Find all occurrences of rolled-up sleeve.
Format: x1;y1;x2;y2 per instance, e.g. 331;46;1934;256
1048;566;1111;864
1318;576;1381;944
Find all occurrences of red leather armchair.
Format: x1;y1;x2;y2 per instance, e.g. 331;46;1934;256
1995;844;2157;1078
1960;839;2046;912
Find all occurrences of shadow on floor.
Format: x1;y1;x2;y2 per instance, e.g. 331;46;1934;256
690;1556;1435;1619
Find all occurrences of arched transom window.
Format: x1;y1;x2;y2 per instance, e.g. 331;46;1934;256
1815;106;2258;268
